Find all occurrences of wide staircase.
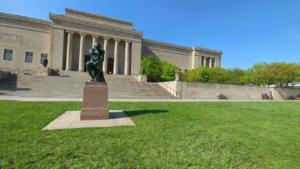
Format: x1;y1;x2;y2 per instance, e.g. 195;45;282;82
0;71;176;99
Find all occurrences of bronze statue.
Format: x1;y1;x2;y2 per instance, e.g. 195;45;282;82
86;42;106;82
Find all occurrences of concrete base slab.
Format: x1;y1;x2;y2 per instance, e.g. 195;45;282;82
42;110;135;130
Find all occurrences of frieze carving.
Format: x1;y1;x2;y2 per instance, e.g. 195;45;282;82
0;33;23;44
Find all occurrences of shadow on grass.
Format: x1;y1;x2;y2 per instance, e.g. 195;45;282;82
124;110;169;117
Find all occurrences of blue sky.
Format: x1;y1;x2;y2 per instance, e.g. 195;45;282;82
1;0;299;70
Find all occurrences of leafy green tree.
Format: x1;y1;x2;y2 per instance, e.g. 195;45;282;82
207;67;229;84
161;62;178;81
195;66;210;82
140;56;161;82
240;62;267;86
226;68;245;84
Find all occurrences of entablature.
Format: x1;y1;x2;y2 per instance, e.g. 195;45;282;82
0;12;51;26
65;8;132;29
193;46;223;55
49;13;143;37
142;38;192;51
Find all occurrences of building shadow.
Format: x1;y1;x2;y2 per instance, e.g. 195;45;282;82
124;110;169;117
0;75;31;95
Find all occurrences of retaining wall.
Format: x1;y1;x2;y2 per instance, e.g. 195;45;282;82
160;81;300;100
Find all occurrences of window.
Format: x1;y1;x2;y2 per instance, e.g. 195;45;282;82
25;52;33;63
4;49;13;61
41;54;47;64
75;64;79;71
185;69;187;72
118;68;122;74
178;69;181;71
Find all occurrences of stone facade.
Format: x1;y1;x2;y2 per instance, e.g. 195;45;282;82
0;8;222;75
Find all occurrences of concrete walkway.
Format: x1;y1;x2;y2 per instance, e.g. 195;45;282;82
0;96;299;102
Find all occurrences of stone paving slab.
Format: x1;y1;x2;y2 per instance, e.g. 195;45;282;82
42;110;135;130
0;96;299;102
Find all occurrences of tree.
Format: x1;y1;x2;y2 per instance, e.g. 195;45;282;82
161;62;178;81
140;56;161;82
207;67;228;83
195;66;210;82
240;62;267;86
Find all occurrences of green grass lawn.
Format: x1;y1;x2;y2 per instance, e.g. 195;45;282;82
0;101;300;168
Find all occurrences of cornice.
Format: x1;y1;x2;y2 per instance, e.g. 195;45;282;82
65;8;132;26
142;38;192;51
0;12;51;26
193;46;223;55
49;13;143;36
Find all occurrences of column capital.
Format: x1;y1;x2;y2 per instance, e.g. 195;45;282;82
66;30;74;34
114;38;120;42
125;39;131;43
79;32;86;36
103;36;110;40
92;34;98;38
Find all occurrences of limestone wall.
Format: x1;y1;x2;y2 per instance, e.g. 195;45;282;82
0;14;51;71
142;39;193;71
160;81;300;100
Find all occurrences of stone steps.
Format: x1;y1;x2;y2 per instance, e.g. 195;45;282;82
0;71;175;99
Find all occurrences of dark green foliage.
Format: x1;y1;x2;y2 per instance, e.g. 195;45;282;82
195;66;210;82
140;56;178;82
161;62;178;81
140;56;161;82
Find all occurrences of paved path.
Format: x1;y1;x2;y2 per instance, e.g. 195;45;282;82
0;96;298;102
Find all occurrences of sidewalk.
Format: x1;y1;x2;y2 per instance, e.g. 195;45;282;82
0;96;298;102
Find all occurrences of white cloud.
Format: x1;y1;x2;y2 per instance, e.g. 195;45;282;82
286;29;291;33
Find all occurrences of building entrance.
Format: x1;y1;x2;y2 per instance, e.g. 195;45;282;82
107;56;114;74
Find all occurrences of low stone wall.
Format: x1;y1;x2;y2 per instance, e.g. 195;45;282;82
160;81;300;100
0;69;18;81
134;75;147;82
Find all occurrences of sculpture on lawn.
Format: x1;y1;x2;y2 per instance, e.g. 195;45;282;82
86;42;106;82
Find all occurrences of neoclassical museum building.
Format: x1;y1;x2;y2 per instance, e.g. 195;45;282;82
0;8;223;75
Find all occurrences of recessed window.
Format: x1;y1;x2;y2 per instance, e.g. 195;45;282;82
41;54;47;64
185;69;187;72
4;49;13;61
118;68;122;74
25;52;33;63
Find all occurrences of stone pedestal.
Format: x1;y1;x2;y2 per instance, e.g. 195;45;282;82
80;82;109;120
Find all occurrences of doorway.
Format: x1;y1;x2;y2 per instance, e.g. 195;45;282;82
107;56;114;74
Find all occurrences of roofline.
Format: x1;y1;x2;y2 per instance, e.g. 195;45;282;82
0;12;51;26
65;8;133;26
49;13;143;36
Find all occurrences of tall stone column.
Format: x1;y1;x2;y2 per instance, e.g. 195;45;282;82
92;34;98;46
209;58;212;68
66;30;74;71
113;38;120;74
198;56;202;67
220;58;222;68
203;57;207;67
103;36;110;74
124;39;131;75
78;32;86;72
215;58;219;67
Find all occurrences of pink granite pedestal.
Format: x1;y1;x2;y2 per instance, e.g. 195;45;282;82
80;82;109;120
